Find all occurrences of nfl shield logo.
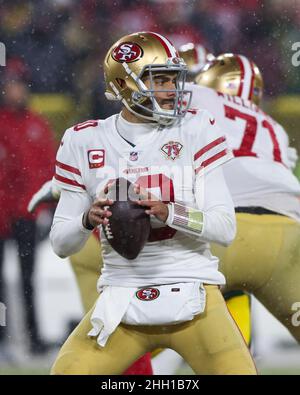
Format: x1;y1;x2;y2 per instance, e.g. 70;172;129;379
129;151;138;161
161;141;183;160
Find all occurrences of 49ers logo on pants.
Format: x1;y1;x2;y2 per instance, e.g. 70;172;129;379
136;288;160;301
88;149;105;169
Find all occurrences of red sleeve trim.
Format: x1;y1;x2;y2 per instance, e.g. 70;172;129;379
195;149;227;174
74;120;98;131
56;160;81;176
194;136;226;161
54;174;86;190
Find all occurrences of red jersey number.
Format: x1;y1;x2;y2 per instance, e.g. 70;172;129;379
224;105;282;163
136;174;176;242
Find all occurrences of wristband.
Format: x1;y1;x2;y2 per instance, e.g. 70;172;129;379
82;211;95;230
166;202;203;235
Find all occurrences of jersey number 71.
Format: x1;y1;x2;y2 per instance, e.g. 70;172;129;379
224;105;282;163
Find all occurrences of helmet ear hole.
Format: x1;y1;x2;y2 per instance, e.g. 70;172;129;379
116;78;126;89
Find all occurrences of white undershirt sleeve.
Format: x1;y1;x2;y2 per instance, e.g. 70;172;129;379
50;189;93;258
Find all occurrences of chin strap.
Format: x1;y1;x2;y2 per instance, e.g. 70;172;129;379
166;202;204;236
122;97;176;126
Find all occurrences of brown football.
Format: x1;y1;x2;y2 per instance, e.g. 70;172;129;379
102;178;150;260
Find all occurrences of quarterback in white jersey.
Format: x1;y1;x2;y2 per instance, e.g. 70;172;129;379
190;53;300;343
52;109;234;288
49;32;256;375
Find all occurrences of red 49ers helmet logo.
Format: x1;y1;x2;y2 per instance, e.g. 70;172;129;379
136;287;160;301
112;42;143;63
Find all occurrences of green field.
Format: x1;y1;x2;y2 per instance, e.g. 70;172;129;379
1;366;300;375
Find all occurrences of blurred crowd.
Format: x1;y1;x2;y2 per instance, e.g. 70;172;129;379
0;0;299;120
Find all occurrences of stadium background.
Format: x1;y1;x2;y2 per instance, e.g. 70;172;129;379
0;0;300;374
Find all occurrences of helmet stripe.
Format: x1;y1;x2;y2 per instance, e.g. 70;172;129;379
164;35;180;57
248;61;255;100
148;31;178;58
236;56;245;97
196;45;209;67
193;46;199;64
237;55;254;101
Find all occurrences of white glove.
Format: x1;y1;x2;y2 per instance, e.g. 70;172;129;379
286;147;298;170
27;180;61;213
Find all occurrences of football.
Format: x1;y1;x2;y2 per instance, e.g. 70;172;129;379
102;178;150;259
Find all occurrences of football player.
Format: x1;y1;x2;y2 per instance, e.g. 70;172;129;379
28;181;102;312
178;42;215;79
179;45;252;346
189;53;300;342
28;182;153;375
48;32;256;375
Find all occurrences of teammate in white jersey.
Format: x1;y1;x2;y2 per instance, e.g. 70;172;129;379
49;32;256;375
189;53;300;342
179;45;252;346
178;42;215;79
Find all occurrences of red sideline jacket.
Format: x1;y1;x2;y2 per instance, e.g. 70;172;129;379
0;107;56;237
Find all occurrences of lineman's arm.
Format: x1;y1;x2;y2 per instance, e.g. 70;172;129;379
287;147;298;170
27;180;61;213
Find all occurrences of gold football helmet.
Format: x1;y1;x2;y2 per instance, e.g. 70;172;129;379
178;42;215;77
195;53;263;105
104;31;191;125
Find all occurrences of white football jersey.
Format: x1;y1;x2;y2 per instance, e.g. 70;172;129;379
53;111;233;287
189;84;300;221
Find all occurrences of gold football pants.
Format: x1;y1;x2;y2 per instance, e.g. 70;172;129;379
69;235;100;312
51;285;256;375
213;213;300;342
70;234;252;345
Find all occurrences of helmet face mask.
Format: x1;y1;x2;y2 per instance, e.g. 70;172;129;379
130;63;192;125
104;32;192;125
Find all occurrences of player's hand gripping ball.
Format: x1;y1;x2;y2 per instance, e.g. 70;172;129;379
102;178;150;259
